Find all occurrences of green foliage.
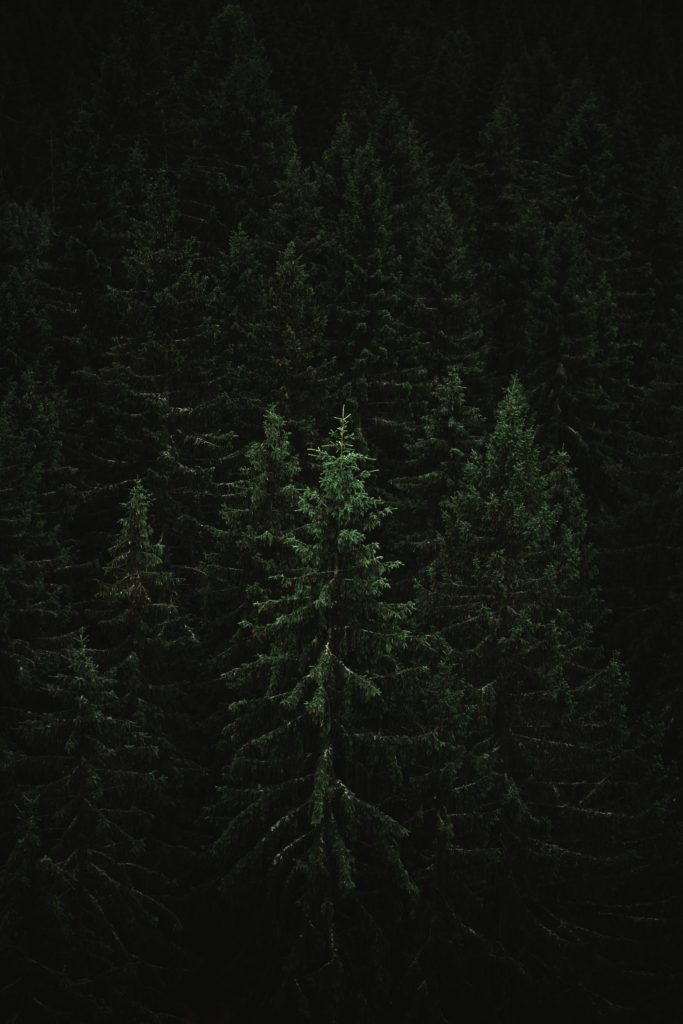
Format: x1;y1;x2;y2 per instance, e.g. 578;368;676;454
1;5;680;1020
418;379;664;1016
211;411;417;1020
3;631;176;1022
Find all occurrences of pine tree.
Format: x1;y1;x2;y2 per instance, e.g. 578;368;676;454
469;97;546;394
210;411;417;1021
0;371;74;879
218;228;337;449
0;797;71;1022
0;200;53;379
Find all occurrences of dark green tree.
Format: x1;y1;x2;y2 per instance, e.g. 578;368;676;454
200;406;302;707
218;228;337;449
418;379;662;1019
171;3;296;262
0;371;73;880
3;631;177;1022
469;97;547;395
390;367;483;584
210;411;417;1021
522;215;635;506
75;169;232;583
96;481;188;731
314;116;413;466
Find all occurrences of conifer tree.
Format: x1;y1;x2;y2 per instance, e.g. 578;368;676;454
390;368;483;583
522;215;635;505
314;117;412;468
96;480;188;734
0;371;74;875
200;406;302;713
418;379;660;1019
0;200;52;379
77;169;231;579
171;2;296;260
0;797;71;1022
210;411;417;1021
469;98;546;391
3;631;177;1022
218;230;337;448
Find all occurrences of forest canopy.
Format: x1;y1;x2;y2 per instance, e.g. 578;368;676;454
0;1;681;1021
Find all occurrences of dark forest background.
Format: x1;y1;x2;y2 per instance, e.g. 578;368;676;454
1;1;681;1021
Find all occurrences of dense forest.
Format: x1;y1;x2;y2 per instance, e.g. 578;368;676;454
1;1;681;1020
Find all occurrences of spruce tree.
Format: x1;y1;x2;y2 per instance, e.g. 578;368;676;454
210;411;417;1021
314;116;413;468
171;2;296;260
219;229;337;449
200;406;302;730
390;367;483;584
95;480;189;738
3;631;177;1022
76;169;232;581
418;378;660;1019
470;98;546;393
522;215;635;505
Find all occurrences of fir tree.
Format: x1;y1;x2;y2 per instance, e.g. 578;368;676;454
470;97;546;393
390;367;483;585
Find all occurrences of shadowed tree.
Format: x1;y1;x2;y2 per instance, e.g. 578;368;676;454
2;631;178;1022
416;378;665;1020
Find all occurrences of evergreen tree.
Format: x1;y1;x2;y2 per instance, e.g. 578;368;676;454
0;371;73;876
96;481;188;735
418;379;661;1019
3;631;177;1022
390;367;483;584
200;406;302;717
522;215;635;506
218;228;337;449
0;200;53;379
469;97;546;393
171;2;297;262
210;411;417;1021
314;116;413;468
75;169;231;582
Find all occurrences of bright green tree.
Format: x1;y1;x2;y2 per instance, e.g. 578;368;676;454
210;411;417;1021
